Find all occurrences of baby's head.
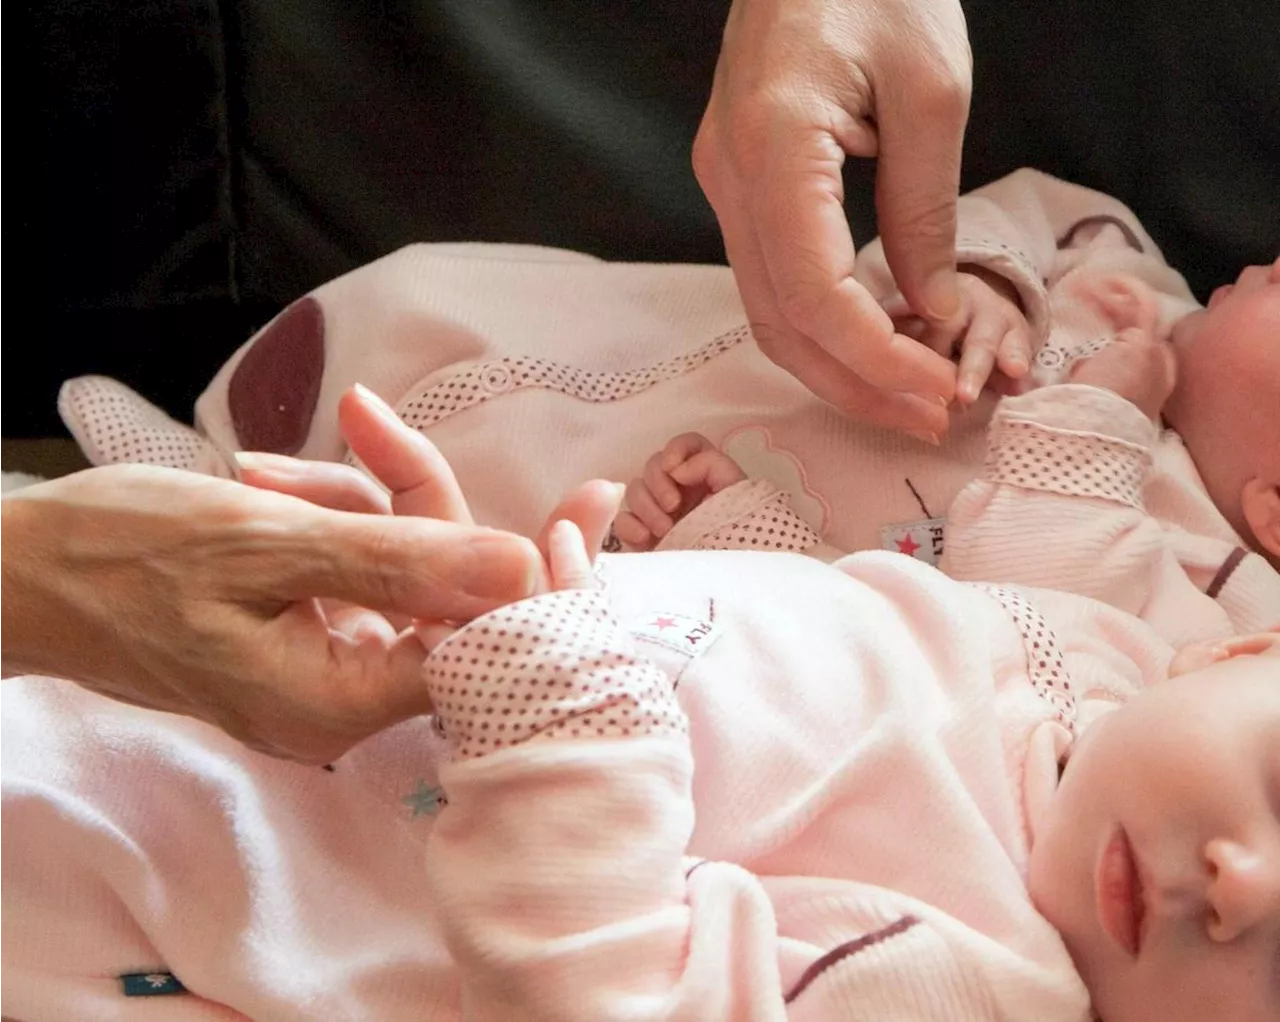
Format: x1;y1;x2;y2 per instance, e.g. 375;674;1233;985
1164;257;1280;568
1028;630;1280;1021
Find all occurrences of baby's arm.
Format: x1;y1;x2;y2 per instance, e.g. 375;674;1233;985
613;433;843;560
422;526;790;1020
942;287;1239;642
856;168;1200;401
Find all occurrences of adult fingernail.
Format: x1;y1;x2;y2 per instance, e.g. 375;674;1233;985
353;383;402;424
923;273;962;322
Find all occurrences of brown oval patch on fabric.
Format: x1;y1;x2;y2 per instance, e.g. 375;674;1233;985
228;297;326;454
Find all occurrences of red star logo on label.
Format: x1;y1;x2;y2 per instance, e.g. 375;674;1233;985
895;532;921;557
651;616;678;631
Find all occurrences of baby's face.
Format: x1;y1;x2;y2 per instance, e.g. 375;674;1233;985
1028;632;1280;1021
1166;257;1280;558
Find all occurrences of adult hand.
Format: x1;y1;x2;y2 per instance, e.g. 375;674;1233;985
236;385;624;648
694;0;972;436
1;461;543;763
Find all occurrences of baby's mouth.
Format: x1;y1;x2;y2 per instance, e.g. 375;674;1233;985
1097;827;1148;958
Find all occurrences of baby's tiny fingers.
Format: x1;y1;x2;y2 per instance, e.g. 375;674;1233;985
624;478;675;537
414;619;458;654
643;454;683;514
547;520;596;590
612;511;655;551
670;449;747;492
956;320;1002;405
659;433;716;473
995;324;1032;380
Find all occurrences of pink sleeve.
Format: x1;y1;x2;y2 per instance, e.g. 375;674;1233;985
420;587;792;1021
854;168;1198;362
653;479;837;558
942;385;1237;642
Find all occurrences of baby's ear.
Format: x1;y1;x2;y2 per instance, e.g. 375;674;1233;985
58;376;233;477
1240;477;1280;561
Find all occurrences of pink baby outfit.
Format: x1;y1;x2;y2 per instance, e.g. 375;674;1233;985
4;552;1139;1019
3;370;1247;1020
58;171;1276;633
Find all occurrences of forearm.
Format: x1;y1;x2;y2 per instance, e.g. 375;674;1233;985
940;385;1245;642
422;587;787;1019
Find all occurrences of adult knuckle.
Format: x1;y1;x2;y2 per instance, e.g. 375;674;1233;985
920;69;971;118
773;272;832;334
690;125;720;188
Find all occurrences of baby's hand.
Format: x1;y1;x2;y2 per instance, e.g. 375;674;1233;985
613;433;747;551
1069;276;1176;420
890;266;1032;406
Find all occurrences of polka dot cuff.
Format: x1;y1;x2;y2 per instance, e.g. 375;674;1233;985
424;587;686;760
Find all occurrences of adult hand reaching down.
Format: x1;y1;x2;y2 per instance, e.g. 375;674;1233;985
694;0;972;436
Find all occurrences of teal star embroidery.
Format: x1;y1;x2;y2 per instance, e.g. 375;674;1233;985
120;972;186;996
402;780;446;818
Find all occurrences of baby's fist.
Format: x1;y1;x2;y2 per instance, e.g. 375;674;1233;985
613;433;746;551
1070;276;1176;420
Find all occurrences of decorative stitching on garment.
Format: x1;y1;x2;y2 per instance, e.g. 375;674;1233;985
974;585;1077;730
396;326;750;430
426;588;685;760
783;916;922;1004
697;491;822;552
1035;333;1114;375
1056;214;1145;253
988;418;1149;509
1205;547;1249;600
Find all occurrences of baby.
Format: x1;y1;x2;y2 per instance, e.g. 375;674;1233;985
7;363;1279;1022
613;255;1280;650
57;170;1280;639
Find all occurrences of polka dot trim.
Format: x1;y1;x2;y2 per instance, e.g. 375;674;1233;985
956;238;1038;284
1034;334;1112;376
976;584;1076;729
60;376;210;469
660;479;822;554
987;418;1149;509
424;588;686;760
699;492;822;552
396;326;750;431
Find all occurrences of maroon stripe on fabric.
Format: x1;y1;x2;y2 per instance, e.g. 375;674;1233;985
1056;214;1145;253
1206;546;1248;599
783;915;921;1004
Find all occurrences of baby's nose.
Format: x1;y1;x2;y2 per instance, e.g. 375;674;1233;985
1203;837;1280;943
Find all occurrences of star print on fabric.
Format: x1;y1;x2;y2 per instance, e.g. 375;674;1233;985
402;780;446;818
895;533;921;556
651;616;678;631
120;972;187;997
